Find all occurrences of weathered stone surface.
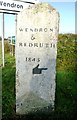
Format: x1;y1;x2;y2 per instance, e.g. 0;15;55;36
16;3;59;114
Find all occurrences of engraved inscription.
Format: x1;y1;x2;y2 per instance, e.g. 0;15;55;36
26;57;40;62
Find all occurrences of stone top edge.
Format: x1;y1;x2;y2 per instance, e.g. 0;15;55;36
32;2;56;11
18;2;59;15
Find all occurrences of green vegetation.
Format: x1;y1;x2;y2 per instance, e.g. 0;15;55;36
0;42;2;65
2;41;15;119
2;34;77;120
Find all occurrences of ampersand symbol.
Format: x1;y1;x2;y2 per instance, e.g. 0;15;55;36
31;35;35;40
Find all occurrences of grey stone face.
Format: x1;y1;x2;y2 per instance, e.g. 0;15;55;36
16;3;59;114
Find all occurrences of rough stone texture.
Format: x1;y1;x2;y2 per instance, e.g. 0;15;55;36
16;3;59;114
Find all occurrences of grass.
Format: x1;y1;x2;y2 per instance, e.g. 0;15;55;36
55;71;77;119
0;41;2;65
1;34;77;120
2;52;16;119
0;42;2;120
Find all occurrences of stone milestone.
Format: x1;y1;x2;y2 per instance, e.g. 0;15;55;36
16;3;59;114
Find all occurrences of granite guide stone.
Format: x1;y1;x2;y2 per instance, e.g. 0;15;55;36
16;3;59;114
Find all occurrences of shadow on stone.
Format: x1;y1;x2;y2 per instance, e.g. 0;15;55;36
16;107;55;120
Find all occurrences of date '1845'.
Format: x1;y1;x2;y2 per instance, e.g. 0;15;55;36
26;57;40;62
